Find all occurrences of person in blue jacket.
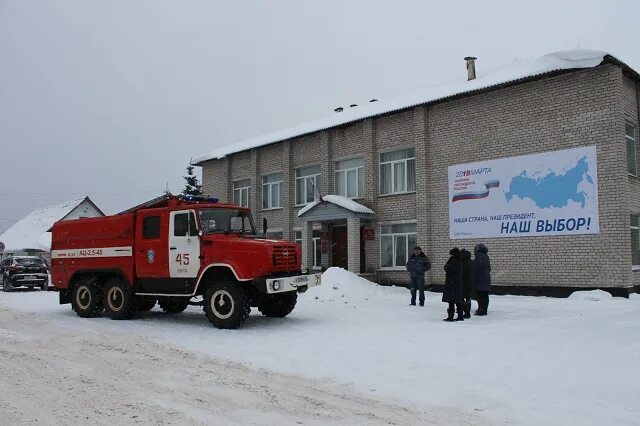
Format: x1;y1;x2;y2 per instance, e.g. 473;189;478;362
406;246;431;306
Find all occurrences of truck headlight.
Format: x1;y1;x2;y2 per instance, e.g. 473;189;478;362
271;280;281;291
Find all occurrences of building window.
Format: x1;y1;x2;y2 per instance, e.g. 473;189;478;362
233;179;250;207
631;215;640;266
335;158;364;198
143;216;161;239
379;148;416;195
295;165;321;205
266;229;283;240
294;229;321;268
626;122;637;176
262;173;282;210
380;223;417;268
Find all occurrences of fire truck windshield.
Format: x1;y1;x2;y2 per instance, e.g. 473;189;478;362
199;208;256;235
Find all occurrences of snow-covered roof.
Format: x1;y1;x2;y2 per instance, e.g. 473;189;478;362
194;50;632;164
0;198;88;252
297;195;375;217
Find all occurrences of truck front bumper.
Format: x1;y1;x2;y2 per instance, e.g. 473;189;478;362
264;272;321;294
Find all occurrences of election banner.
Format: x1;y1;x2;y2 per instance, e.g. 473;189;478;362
448;146;599;239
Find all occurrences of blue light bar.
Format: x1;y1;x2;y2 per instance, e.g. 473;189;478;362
183;195;219;203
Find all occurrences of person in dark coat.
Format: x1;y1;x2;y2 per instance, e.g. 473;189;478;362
406;246;431;306
474;243;492;316
460;249;474;319
442;247;464;321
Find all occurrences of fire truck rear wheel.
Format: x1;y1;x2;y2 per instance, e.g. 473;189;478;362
71;277;103;318
257;292;298;318
158;298;189;313
203;282;250;329
103;278;135;320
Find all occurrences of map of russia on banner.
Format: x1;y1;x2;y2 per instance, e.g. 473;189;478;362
448;146;600;239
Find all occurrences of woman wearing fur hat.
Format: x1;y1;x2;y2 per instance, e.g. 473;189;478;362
474;243;492;316
442;247;464;322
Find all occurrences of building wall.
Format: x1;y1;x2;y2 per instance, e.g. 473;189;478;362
428;64;627;288
623;76;640;286
201;64;637;289
65;200;104;220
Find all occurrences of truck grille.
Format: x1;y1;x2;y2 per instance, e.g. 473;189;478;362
272;245;298;268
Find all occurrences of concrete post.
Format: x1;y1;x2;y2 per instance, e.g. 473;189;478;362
347;217;361;273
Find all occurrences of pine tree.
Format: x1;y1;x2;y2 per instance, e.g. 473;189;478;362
182;164;203;196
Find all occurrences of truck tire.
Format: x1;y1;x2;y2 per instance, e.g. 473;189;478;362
41;280;48;291
203;282;250;329
257;293;298;318
103;278;135;320
136;297;157;312
71;277;103;318
158;298;189;313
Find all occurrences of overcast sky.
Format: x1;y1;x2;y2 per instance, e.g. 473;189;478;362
1;0;639;232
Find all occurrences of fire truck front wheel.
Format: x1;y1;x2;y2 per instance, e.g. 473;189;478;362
71;277;103;318
103;278;135;320
203;282;250;329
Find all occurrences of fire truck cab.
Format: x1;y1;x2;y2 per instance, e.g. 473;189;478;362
51;194;321;329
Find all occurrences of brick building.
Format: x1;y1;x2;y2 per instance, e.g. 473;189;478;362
195;50;640;295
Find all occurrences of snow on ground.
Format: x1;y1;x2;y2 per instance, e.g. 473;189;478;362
2;267;639;425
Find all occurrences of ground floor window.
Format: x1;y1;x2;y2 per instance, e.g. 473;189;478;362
631;214;640;266
294;229;321;268
380;223;417;268
266;229;283;240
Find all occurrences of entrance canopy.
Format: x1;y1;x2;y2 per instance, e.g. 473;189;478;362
297;195;374;222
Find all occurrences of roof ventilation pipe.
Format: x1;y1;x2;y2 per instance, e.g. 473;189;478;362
464;56;477;81
349;104;357;107
369;98;378;103
334;107;344;113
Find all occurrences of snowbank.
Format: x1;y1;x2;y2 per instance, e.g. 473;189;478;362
568;289;614;301
313;267;389;302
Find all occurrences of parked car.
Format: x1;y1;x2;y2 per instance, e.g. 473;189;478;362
0;256;49;292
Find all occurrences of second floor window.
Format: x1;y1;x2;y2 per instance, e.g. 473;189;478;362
380;148;416;195
295;165;321;205
626;122;637;176
262;173;282;210
335;158;364;198
233;179;250;207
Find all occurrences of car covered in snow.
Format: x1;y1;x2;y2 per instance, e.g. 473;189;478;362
0;256;49;292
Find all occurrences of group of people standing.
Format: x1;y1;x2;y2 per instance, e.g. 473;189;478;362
405;244;492;322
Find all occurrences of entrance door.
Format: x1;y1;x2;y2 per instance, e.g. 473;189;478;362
332;225;348;269
168;210;201;279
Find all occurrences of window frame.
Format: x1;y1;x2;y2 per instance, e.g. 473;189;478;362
379;148;416;196
626;122;637;177
631;214;640;268
293;229;322;269
232;179;251;208
379;222;417;269
142;216;161;239
261;173;283;210
295;165;321;206
335;158;364;199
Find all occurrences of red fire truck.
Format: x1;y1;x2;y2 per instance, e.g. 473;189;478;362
50;194;321;329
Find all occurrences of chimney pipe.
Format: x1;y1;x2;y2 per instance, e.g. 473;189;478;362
464;56;477;81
